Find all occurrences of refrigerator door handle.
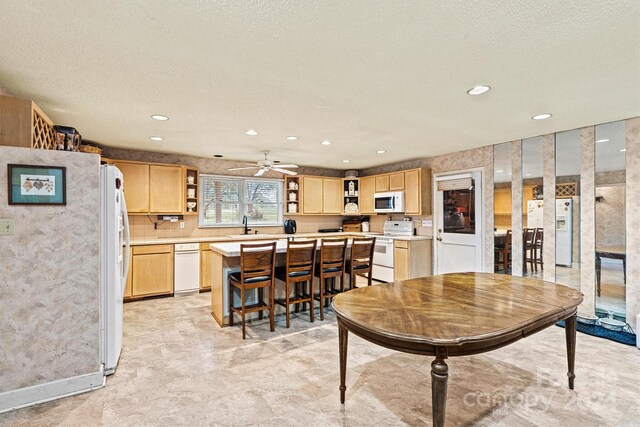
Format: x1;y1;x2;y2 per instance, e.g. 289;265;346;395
121;188;131;296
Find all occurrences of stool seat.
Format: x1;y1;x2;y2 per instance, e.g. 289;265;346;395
275;266;312;278
229;272;270;284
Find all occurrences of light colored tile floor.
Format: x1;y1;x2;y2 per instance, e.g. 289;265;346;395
1;291;639;426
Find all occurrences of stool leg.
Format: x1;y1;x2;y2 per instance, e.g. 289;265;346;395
285;280;291;328
241;287;246;340
269;282;275;332
309;279;315;322
258;287;264;320
319;277;325;321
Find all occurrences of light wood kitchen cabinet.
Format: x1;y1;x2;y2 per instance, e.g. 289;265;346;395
124;249;133;299
131;245;174;297
149;164;183;213
360;176;376;214
404;168;430;215
375;175;390;192
393;239;432;281
200;243;212;291
302;176;324;214
114;161;150;213
389;172;405;190
494;187;512;214
322;178;343;214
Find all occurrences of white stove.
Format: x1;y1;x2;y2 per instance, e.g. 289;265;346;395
368;221;414;282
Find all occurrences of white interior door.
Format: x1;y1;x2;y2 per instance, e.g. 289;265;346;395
434;171;484;274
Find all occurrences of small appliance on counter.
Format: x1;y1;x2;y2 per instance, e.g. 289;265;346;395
318;228;342;233
284;219;297;234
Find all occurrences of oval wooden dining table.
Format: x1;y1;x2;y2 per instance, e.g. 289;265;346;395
331;272;584;427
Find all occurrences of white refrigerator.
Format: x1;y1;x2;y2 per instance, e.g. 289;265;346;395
100;165;130;375
526;199;573;267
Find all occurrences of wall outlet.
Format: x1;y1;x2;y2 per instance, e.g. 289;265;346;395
422;219;433;227
0;219;16;235
179;221;185;229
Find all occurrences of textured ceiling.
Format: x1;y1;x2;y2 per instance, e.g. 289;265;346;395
1;1;639;170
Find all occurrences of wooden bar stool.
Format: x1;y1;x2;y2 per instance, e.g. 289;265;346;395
228;242;277;339
494;230;512;273
523;228;536;273
533;228;544;272
314;238;347;321
346;237;376;289
275;239;317;328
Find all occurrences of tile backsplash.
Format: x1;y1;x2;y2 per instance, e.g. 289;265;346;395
128;215;344;240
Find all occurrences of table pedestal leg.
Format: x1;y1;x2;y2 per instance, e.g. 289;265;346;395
339;324;348;403
565;314;577;390
431;348;448;427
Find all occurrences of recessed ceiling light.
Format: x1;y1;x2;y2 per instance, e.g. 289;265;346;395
525;173;532;176
467;85;491;96
342;160;350;163
376;150;386;154
245;129;258;136
596;138;610;143
151;114;169;121
321;140;332;145
285;136;298;141
213;154;223;158
532;113;552;120
496;169;504;173
149;136;163;141
620;148;627;152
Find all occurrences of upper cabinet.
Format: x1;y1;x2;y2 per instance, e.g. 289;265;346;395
389;172;405;191
114;161;150;213
360;176;376;214
114;160;196;215
301;176;324;214
149;165;183;213
375;175;390;192
322;178;343;214
299;176;344;215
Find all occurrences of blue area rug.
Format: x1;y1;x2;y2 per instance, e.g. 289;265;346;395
556;320;637;346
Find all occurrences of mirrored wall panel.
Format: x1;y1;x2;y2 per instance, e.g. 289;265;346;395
595;120;626;320
522;137;544;278
555;129;581;290
494;143;512;273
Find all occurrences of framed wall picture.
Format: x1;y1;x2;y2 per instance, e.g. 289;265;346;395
8;164;67;205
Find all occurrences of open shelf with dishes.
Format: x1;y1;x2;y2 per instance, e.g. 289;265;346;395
342;178;359;215
285;176;301;214
184;167;199;215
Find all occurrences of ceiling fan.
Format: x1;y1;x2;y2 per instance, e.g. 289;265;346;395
228;150;299;176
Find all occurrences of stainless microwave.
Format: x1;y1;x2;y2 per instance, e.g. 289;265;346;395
374;191;405;213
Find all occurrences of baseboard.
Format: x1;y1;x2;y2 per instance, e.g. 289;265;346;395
0;369;105;414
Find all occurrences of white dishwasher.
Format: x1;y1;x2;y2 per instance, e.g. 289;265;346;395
174;243;200;294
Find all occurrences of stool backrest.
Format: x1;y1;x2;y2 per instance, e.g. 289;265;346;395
523;228;536;247
239;242;277;282
319;238;347;271
286;240;317;276
350;237;376;269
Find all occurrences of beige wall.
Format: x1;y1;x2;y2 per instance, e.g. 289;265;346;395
0;147;101;393
595;185;625;248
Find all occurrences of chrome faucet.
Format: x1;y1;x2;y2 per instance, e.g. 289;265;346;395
242;215;252;235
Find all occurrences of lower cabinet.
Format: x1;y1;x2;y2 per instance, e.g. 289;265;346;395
200;243;212;291
394;239;432;281
130;245;174;298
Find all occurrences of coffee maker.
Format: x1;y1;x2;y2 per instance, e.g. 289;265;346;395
284;219;297;234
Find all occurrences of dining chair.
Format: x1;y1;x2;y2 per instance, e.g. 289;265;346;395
275;239;317;328
314;238;347;321
228;242;277;339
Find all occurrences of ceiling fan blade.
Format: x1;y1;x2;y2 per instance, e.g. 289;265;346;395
272;167;297;175
254;168;267;176
274;164;298;168
228;166;259;171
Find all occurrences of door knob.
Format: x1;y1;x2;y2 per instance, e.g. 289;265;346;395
437;237;442;241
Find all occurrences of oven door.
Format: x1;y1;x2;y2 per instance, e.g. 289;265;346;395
373;237;394;268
